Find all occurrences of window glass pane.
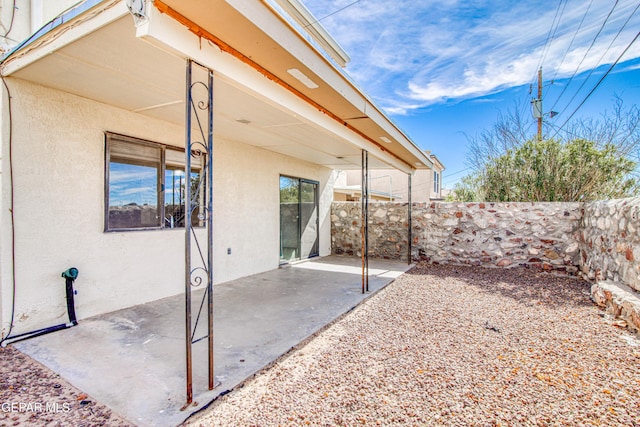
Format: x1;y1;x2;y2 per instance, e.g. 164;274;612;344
280;176;300;261
300;181;319;258
280;176;299;203
105;137;205;231
108;150;161;229
164;148;204;228
301;181;315;203
280;177;319;261
164;167;202;228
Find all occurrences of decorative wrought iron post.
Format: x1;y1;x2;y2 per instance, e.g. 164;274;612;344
361;149;369;293
408;173;412;265
205;67;215;392
184;59;193;408
183;59;216;409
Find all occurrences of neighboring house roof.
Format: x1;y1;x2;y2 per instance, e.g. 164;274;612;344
0;0;432;174
430;154;446;172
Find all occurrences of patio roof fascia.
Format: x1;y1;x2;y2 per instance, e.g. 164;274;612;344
235;0;434;170
154;0;433;171
136;5;418;174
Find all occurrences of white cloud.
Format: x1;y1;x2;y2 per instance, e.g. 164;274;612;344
109;166;157;184
303;0;640;114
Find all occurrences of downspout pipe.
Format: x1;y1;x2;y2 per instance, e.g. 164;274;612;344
1;268;79;347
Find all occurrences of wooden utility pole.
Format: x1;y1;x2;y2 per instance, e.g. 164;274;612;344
537;67;543;141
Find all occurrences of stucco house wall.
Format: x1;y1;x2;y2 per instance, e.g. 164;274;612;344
0;78;331;334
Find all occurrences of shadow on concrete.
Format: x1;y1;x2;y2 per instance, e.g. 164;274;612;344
15;256;411;427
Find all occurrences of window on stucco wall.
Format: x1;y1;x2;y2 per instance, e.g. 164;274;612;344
104;133;203;231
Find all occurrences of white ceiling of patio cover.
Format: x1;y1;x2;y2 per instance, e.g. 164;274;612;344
9;15;404;170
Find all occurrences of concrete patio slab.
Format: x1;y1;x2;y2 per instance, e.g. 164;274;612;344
14;256;411;427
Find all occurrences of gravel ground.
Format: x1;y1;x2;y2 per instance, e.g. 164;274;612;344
0;345;133;426
186;263;640;427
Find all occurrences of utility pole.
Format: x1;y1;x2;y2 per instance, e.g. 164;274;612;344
537;67;542;141
531;67;559;140
530;67;544;141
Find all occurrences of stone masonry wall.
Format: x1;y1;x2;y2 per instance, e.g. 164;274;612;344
332;202;410;260
414;202;583;273
332;198;640;331
332;202;582;274
579;197;640;292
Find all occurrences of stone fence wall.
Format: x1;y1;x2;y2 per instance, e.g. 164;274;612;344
331;202;411;260
579;197;640;292
332;198;640;331
333;198;640;282
332;201;582;274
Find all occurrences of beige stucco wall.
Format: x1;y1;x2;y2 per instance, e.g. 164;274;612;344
0;78;331;335
0;75;5;336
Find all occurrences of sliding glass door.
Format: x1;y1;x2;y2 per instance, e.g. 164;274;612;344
280;176;319;262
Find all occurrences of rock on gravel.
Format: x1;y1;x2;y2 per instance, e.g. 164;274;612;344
0;345;133;426
185;263;640;427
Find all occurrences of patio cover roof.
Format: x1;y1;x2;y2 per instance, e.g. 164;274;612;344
0;0;432;173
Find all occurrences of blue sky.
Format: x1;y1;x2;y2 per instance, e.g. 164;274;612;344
302;0;640;187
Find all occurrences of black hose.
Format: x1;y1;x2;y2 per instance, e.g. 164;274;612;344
1;268;79;347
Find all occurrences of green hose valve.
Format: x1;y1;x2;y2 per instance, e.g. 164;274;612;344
61;267;79;280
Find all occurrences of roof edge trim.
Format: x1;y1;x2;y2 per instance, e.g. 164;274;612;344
153;0;414;171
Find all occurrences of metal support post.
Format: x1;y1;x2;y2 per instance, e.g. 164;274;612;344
361;150;369;293
206;69;215;391
184;59;193;407
365;153;369;292
407;174;412;265
183;59;216;410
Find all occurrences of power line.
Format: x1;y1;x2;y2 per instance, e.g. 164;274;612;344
531;0;568;89
443;167;472;179
549;0;620;112
542;0;568;70
551;0;595;83
545;121;583;140
304;0;363;28
553;1;640;120
551;30;640;139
